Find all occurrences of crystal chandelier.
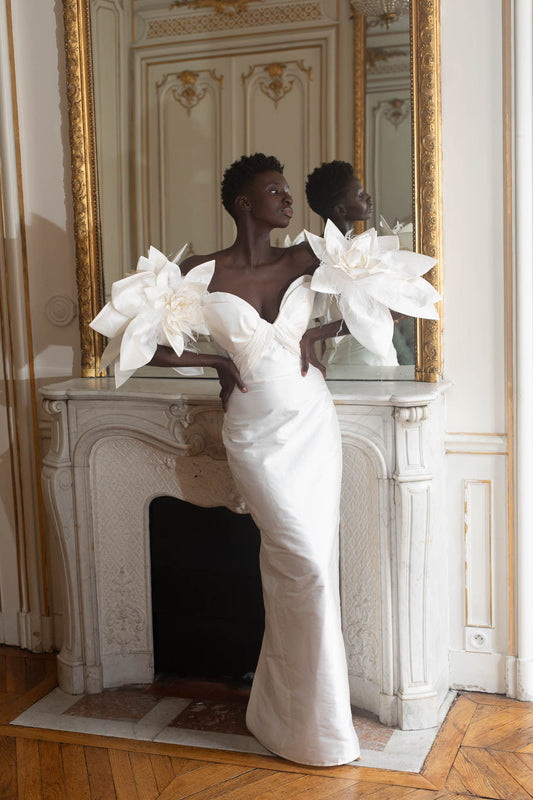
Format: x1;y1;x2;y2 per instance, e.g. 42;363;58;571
350;0;410;28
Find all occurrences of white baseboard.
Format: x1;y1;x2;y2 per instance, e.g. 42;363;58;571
449;650;506;694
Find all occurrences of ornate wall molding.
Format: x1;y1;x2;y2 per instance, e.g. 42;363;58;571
242;60;311;109
144;2;322;39
45;295;77;326
375;97;409;129
171;0;263;13
259;62;295;107
366;45;410;69
157;68;224;116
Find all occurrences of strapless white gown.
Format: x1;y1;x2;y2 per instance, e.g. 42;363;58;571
203;275;360;767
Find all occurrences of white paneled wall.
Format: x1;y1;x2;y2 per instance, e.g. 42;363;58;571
91;0;133;297
446;436;508;692
131;16;350;260
441;0;509;693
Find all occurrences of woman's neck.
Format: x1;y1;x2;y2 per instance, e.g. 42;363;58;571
230;223;276;268
325;215;351;235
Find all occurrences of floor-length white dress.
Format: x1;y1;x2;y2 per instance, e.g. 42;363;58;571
203;275;360;767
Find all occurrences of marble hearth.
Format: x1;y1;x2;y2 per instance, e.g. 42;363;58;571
41;378;450;731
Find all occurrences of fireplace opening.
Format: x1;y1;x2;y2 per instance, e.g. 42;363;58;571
149;496;265;683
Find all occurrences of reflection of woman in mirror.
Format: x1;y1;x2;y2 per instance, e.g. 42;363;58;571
150;153;361;766
305;159;373;236
306;160;399;367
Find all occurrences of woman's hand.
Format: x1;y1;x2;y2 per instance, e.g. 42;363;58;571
300;329;326;379
214;357;247;411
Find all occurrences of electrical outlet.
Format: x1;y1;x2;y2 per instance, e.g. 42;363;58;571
465;626;493;654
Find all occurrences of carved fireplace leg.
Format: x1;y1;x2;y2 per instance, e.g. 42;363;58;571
393;404;443;730
41;399;85;694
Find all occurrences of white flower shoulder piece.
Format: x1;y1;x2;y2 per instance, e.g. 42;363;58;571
90;245;215;386
306;221;441;359
282;230;306;247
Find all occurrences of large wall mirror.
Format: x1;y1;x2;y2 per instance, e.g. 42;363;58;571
63;0;442;382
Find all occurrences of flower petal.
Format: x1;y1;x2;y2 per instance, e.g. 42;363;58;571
311;264;354;296
304;229;328;263
163;326;185;357
98;333;123;373
90;303;129;338
379;248;437;277
184;259;215;286
338;285;394;358
364;273;441;319
114;363;136;388
119;313;159;370
171;242;189;264
155;261;177;290
147;246;169;274
323;219;350;264
98;332;138;386
136;255;153;273
111;272;153;316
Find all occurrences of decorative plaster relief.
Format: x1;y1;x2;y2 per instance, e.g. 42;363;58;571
45;295;77;326
375;98;410;129
92;435;246;659
156;69;223;116
340;445;381;682
168;402;228;459
143;2;323;40
41;399;70;464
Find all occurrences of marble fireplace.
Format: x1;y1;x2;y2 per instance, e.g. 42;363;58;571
41;377;450;731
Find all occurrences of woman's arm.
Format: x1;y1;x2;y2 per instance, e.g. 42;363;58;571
149;345;247;411
299;320;350;377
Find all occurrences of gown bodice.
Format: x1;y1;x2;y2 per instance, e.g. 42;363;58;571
203;275;316;383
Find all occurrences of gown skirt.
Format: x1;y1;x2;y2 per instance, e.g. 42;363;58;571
204;282;360;766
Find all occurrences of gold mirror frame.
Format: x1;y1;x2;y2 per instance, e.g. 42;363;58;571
64;0;442;382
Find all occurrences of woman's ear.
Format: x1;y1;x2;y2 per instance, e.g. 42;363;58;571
235;194;251;212
332;202;347;220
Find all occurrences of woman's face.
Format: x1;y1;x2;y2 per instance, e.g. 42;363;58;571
340;177;372;223
244;170;293;228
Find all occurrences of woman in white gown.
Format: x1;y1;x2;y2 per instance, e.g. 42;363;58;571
150;153;360;766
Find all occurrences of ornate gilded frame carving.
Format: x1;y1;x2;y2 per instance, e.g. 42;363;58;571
411;0;442;381
352;9;366;237
64;0;103;376
64;0;442;381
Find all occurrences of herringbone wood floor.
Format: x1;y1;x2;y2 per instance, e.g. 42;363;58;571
1;646;533;798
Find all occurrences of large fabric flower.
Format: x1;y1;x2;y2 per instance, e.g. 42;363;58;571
90;245;214;386
306;221;440;359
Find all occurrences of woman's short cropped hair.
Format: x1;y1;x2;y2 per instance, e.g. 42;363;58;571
305;160;355;220
221;153;284;217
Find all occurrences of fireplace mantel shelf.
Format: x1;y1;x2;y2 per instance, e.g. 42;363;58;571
42;376;451;406
40;377;450;731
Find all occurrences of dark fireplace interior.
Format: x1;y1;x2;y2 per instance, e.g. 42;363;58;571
149;496;265;683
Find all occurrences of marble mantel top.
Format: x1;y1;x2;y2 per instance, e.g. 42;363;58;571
40;377;451;408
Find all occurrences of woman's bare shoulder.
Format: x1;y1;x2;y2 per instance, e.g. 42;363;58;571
180;251;219;275
286;241;319;275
